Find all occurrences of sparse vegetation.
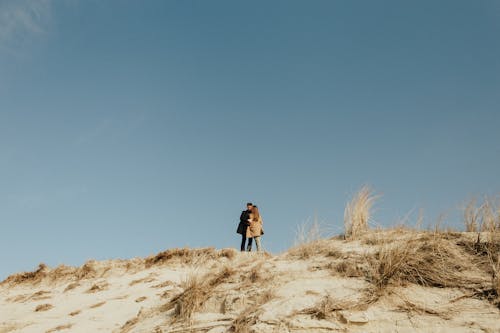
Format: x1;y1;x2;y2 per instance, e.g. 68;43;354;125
464;198;481;232
35;303;53;312
289;218;336;259
144;247;235;268
89;301;106;308
247;263;263;283
167;265;237;323
68;310;81;316
365;233;484;291
344;185;379;239
1;263;48;286
220;248;237;259
63;282;80;292
75;261;97;280
299;295;344;320
480;197;500;231
129;275;156;286
229;289;276;333
463;197;500;232
457;232;500;306
119;309;142;333
86;281;109;293
151;280;174;289
45;324;73;333
3;191;500;332
332;260;365;278
170;274;206;322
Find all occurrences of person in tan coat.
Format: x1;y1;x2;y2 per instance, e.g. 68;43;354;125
246;205;264;252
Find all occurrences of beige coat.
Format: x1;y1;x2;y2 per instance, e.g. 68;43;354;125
246;215;263;238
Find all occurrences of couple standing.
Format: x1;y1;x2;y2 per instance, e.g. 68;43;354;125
237;202;264;252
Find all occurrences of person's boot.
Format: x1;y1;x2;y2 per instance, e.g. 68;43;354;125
246;244;252;252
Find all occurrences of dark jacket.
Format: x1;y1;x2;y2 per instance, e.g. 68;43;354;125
236;210;251;235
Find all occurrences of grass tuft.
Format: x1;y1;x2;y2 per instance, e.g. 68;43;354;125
167;265;237;323
365;233;483;291
35;303;53;312
344;185;379;239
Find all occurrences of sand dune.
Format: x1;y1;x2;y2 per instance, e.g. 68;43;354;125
1;230;499;333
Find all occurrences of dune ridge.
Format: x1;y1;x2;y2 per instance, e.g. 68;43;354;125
1;228;499;333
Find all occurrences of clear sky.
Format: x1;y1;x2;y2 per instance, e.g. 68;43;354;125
1;0;499;280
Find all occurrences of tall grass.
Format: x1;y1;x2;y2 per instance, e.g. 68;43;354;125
463;196;500;232
365;232;486;296
294;216;322;245
481;197;500;231
289;217;323;259
167;265;236;323
344;185;379;239
463;198;481;232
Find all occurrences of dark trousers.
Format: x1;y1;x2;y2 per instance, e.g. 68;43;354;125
240;234;253;251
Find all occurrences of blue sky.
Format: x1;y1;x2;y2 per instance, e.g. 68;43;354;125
1;0;499;280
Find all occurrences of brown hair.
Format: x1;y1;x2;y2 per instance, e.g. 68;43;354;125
252;206;260;222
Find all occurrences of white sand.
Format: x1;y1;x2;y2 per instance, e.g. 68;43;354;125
1;234;499;333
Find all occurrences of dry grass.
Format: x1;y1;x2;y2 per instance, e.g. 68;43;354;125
247;263;264;283
489;249;500;305
288;219;337;259
119;309;142;333
27;290;52;302
45;324;73;333
344;185;379;239
289;239;342;260
5;294;27;303
170;274;206;322
289;242;322;260
229;289;276;333
0;324;19;333
167;265;237;323
7;290;52;303
210;265;237;286
361;225;415;245
456;230;500;306
220;248;237;259
0;259;104;286
238;261;276;290
396;297;449;319
35;303;53;312
229;307;259;333
68;310;81;316
0;246;233;290
152;280;174;288
463;198;481;232
480;231;500;305
74;261;98;280
463;197;500;232
145;247;234;268
299;295;349;320
86;281;109;293
129;276;156;286
295;218;322;245
49;264;82;282
1;263;48;285
480;197;500;231
332;261;365;278
63;282;80;292
365;233;484;291
89;301;106;308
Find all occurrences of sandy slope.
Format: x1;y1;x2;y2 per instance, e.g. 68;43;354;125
1;231;499;333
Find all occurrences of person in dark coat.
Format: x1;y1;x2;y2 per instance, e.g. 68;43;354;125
237;203;253;251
